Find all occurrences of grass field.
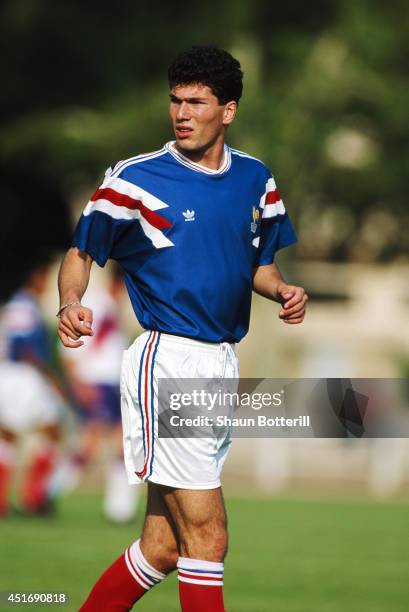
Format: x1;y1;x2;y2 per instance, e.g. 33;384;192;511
1;492;408;612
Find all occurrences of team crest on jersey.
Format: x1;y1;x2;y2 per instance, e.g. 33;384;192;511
251;206;260;233
183;209;195;222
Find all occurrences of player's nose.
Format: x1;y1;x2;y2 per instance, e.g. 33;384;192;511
176;101;190;120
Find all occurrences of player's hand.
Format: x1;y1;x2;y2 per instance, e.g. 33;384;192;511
277;283;307;324
57;304;94;348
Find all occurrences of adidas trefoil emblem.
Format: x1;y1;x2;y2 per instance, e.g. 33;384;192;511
183;209;195;222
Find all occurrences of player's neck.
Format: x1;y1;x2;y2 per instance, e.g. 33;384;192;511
174;138;226;171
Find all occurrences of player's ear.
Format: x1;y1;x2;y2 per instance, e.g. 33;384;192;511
222;101;237;126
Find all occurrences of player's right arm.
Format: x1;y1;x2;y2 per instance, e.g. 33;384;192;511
57;247;94;348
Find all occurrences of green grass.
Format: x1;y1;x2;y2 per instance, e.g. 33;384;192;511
0;493;408;611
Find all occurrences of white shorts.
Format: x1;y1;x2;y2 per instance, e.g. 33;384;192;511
120;331;239;489
0;361;61;433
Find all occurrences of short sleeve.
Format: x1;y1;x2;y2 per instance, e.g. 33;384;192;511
254;175;297;266
72;166;121;267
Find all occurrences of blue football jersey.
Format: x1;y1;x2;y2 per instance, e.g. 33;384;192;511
73;142;297;343
2;291;52;366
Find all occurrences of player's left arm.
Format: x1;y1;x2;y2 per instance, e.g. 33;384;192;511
253;263;308;324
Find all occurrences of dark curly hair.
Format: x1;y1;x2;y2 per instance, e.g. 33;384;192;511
168;45;243;105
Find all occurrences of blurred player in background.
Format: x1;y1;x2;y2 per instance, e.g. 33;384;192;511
58;264;138;523
0;256;65;516
57;46;307;611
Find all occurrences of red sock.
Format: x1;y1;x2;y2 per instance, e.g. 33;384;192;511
0;440;16;516
177;557;225;612
21;446;56;512
0;462;13;516
80;540;166;611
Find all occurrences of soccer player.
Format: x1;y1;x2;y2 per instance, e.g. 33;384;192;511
57;46;307;611
0;258;64;515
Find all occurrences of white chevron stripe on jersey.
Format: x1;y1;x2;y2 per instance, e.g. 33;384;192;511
83;199;174;248
138;217;174;248
83;174;174;248
259;177;277;207
259;177;286;219
263;200;285;218
98;175;170;211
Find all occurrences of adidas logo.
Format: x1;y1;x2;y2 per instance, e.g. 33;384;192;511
182;209;195;222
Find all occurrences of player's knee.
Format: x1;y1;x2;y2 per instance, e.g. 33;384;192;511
182;518;228;561
141;540;179;574
156;545;179;573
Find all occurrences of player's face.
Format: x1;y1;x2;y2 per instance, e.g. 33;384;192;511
169;83;236;154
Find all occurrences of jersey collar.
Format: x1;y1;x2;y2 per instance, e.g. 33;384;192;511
165;141;231;175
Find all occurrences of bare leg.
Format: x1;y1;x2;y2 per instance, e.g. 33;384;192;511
80;482;179;610
154;486;228;611
140;482;180;573
161;486;228;562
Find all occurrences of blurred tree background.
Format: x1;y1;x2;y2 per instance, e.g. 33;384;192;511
1;0;408;299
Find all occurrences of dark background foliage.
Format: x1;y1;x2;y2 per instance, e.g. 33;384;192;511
1;0;408;299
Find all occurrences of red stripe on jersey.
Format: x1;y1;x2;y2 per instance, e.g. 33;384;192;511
265;190;281;205
91;187;172;230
